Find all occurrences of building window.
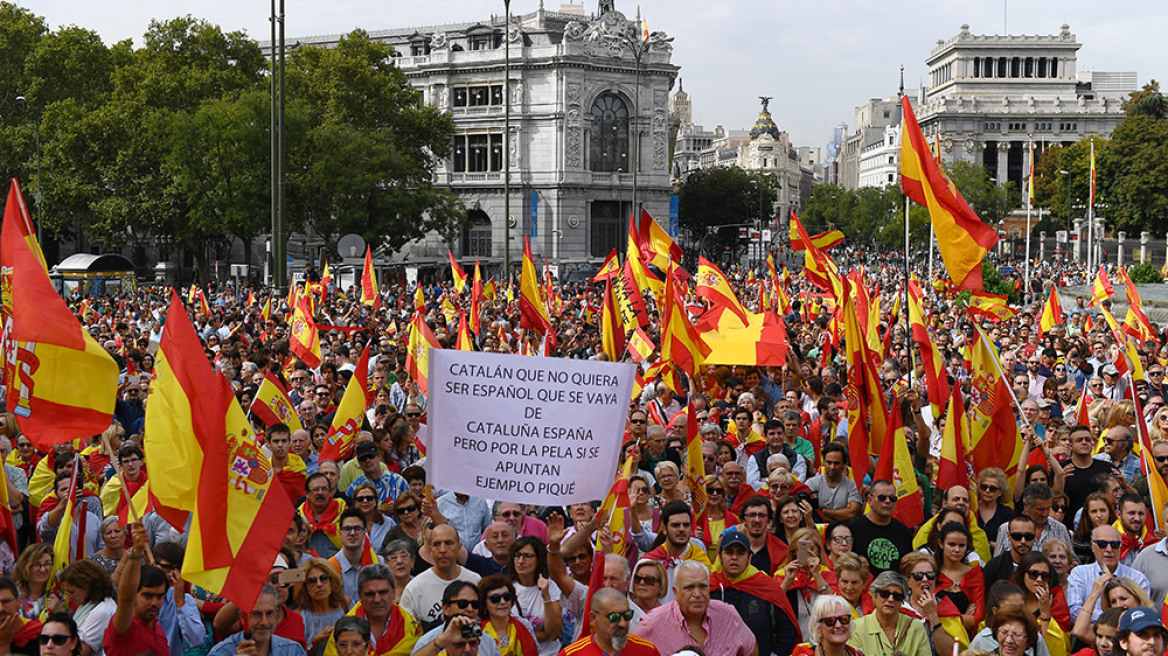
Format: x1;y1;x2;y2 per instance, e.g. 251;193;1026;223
589;92;629;173
410;42;431;56
469;33;500;50
452;133;504;172
462;210;492;257
452;84;505;108
590;201;627;257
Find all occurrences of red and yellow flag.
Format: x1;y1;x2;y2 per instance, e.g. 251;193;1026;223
790;228;845;251
519;237;553;337
1088;266;1114;307
683;401;707;524
448;251;468;293
289;292;321;368
1038;285;1063;338
1134;388;1168;533
965;326;1021;476
659;262;709;379
591;248;620;282
600;281;625;361
908;277;949;418
625;327;655;363
936;384;975;498
455;313;475;352
248;371;304;433
1;179;119;448
873;396;925;527
261;295;272;322
406;313;440;395
612;258;650;331
320;346;372;462
695;257;749;329
899;96;998;290
145;291;294;612
702;312;788;367
843;291;887;485
360;246;379;308
790;212;844;301
636;209;683;271
966;290;1018;323
470;260;483;335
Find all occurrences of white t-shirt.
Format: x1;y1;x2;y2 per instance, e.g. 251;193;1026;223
511;580;563;656
76;597;118;656
400;566;481;629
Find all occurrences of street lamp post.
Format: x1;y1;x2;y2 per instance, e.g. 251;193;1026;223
14;96;42;242
503;0;512;276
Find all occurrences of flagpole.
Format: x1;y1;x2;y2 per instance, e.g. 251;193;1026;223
904;194;913;382
1024;140;1033;302
1087;139;1096;272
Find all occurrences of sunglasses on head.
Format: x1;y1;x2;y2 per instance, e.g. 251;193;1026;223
875;589;905;602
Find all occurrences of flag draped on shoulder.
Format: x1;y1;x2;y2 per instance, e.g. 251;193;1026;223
249;371;304;433
145;291;294;612
289;292;321;368
899;96;998;290
1;179;119;447
320;346;372;462
519;237;554;338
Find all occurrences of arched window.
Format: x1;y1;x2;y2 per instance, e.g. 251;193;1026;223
589;92;629;173
462;209;492;257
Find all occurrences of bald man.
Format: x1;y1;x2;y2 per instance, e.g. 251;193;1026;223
400;524;481;631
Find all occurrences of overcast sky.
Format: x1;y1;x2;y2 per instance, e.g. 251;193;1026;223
26;0;1165;150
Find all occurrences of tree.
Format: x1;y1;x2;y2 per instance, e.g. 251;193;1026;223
285;31;461;252
943;160;1017;225
1101;114;1168;235
677;166;774;257
0;3;47;195
1123;80;1166;120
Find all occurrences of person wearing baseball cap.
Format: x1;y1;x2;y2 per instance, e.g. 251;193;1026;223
1116;606;1167;656
709;528;799;656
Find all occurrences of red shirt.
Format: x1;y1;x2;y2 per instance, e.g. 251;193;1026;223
103;616;169;656
559;634;662;656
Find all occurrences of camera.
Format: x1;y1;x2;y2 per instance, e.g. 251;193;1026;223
460;623;483;639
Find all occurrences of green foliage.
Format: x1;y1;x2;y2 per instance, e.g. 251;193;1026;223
1123;80;1166;120
677;166;775;256
980;260;1017;300
1100;115;1168;235
801;183;929;249
944;160;1018;224
1127;261;1163;284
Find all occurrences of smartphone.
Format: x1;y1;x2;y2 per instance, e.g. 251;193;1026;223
127;375;140;385
279;568;305;585
243;631;252;641
796;539;813;566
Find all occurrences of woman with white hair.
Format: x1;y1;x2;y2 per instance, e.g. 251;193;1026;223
790;595;862;656
649;461;689;510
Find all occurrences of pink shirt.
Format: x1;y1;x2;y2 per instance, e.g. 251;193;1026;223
633;600;755;656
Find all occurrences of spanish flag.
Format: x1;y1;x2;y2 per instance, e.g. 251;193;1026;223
248;371;304;433
659;262;709;378
319;346;371;463
406;313;440;395
790;228;845;252
899;96;998;290
0;462;16;554
360;246;379;308
965;326;1021;476
966;290;1017;323
790;212;844;301
597;448;637;558
702;312;788;367
872;395;924;527
1089;266;1114;307
1116;265;1143;307
625;327;655;363
908;277;949;418
591;248;620;282
145;291;294;612
636;209;683;271
936;384;975;498
600;281;625;361
261;295;272;322
289;292;321;368
843;291;887;486
1;179;118;448
696;257;749;329
1038;285;1063;338
684;401;707;521
455;312;475;352
470;261;483;335
1134;389;1168;548
448;251;468;293
519;237;553;337
613;258;650;331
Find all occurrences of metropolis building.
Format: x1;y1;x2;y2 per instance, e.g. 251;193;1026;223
286;2;679;273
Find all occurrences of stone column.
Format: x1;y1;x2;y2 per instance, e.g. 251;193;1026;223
1073;218;1084;263
1117;231;1126;268
1040;231;1047;261
996;141;1010;187
1141;231;1150;263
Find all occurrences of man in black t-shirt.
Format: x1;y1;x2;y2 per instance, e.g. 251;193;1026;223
1064;424;1123;524
849;479;915;575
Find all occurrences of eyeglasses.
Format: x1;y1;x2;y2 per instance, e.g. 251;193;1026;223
39;635;71;646
633;574;660;585
910;571;937;581
339;525;365;533
308;487;330;494
980;484;1000;493
1010;532;1036;542
336;641;369;651
1094;539;1122;550
354;495;377;503
315;391;330;397
874;494;897;503
601;610;635;623
818;615;852;627
487;592;515;603
1026;570;1051;581
513;552;537;561
830;535;854;544
997;631;1027;643
874;589;906;602
564;552;592;564
305;575;329;585
448;599;480;610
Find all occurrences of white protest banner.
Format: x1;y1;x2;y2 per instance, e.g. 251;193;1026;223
425;349;636;505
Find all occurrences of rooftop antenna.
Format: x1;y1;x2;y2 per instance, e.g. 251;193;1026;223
1004;0;1008;33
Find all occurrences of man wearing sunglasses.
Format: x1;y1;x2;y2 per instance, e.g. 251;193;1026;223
848;480;914;576
709;528;799;656
413;581;500;656
982;515;1038;589
560;588;661;656
1064;425;1124;519
1067;525;1151;624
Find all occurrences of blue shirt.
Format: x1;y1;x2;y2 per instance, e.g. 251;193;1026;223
436;493;492;548
209;632;307;656
1066;562;1150;623
347;471;410;508
159;588;206;656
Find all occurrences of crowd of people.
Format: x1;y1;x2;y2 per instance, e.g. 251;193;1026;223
2;250;1168;656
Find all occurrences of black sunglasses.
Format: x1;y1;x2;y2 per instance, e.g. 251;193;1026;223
1010;532;1036;542
448;599;480;610
875;589;905;602
39;635;71;646
487;592;515;603
1094;539;1122;550
910;571;937;581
